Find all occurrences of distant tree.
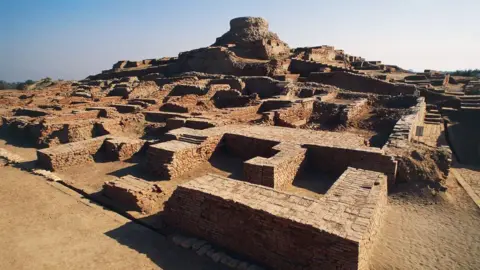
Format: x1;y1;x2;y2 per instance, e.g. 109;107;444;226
449;69;480;77
25;79;35;85
16;82;27;90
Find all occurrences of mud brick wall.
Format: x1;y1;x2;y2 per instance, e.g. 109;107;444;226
185;118;218;130
223;133;279;160
289;59;331;77
241;76;282;98
102;175;162;214
222;104;261;121
143;111;189;123
307;46;337;62
13;108;49;117
243;143;306;189
324;168;388;270
308;71;418;95
165;170;388;270
305;145;397;184
312;101;347;125
274;100;314;127
37;135;111;171
146;141;200;178
36;119;96;147
104;137;144;161
146;135;222;178
111;104;142;113
208;78;245;91
342;99;369;125
128;81;158;99
204;84;231;99
384;97;426;150
165;118;186;130
42;111;100;123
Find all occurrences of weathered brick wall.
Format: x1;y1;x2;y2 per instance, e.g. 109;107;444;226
165;168;387;270
241;76;282;98
273;99;314;127
383;97;426;150
36;135;111;171
312;101;348;125
104;137;144;161
146;141;200;178
146;135;222;178
324;168;388;270
308;71;418;95
223;133;279;160
305;145;397;185
342;98;369;126
243;143;306;189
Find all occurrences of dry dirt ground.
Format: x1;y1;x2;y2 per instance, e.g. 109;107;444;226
0;139;479;269
0;165;226;270
370;175;480;270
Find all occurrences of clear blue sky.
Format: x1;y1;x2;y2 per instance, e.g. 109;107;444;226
1;0;479;81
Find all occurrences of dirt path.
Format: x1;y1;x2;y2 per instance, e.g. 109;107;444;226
370;176;480;269
0;166;226;270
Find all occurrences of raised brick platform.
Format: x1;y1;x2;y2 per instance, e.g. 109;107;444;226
165;168;387;270
243;142;306;189
36;135;111;171
102;175;164;213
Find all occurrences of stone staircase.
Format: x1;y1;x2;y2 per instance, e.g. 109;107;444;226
460;95;480;111
424;107;442;125
178;134;207;145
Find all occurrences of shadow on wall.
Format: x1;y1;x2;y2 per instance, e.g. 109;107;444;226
104;220;228;270
445;121;480;166
208;147;245;181
0;127;38;149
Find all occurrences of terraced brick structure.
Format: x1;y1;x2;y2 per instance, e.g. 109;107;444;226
165;168;387;270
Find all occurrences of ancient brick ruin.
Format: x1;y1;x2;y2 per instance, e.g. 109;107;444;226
2;16;472;270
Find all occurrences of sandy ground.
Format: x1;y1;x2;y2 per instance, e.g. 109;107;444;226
1;135;479;269
370;175;480;269
0;166;226;270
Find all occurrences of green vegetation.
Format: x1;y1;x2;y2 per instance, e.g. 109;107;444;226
0;78;54;90
0;80;35;90
448;69;480;77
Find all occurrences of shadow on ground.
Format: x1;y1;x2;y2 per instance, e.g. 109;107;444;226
104;218;228;270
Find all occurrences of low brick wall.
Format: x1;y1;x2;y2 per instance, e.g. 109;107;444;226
146;135;221;178
146;140;200;178
308;71;418;95
383;97;426;150
165;167;387;270
223;133;279;160
36;135;111;171
273;99;314;127
243;143;306;189
305;145;397;185
102;175;163;214
342;98;369;125
312;98;368;127
104;137;144;161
